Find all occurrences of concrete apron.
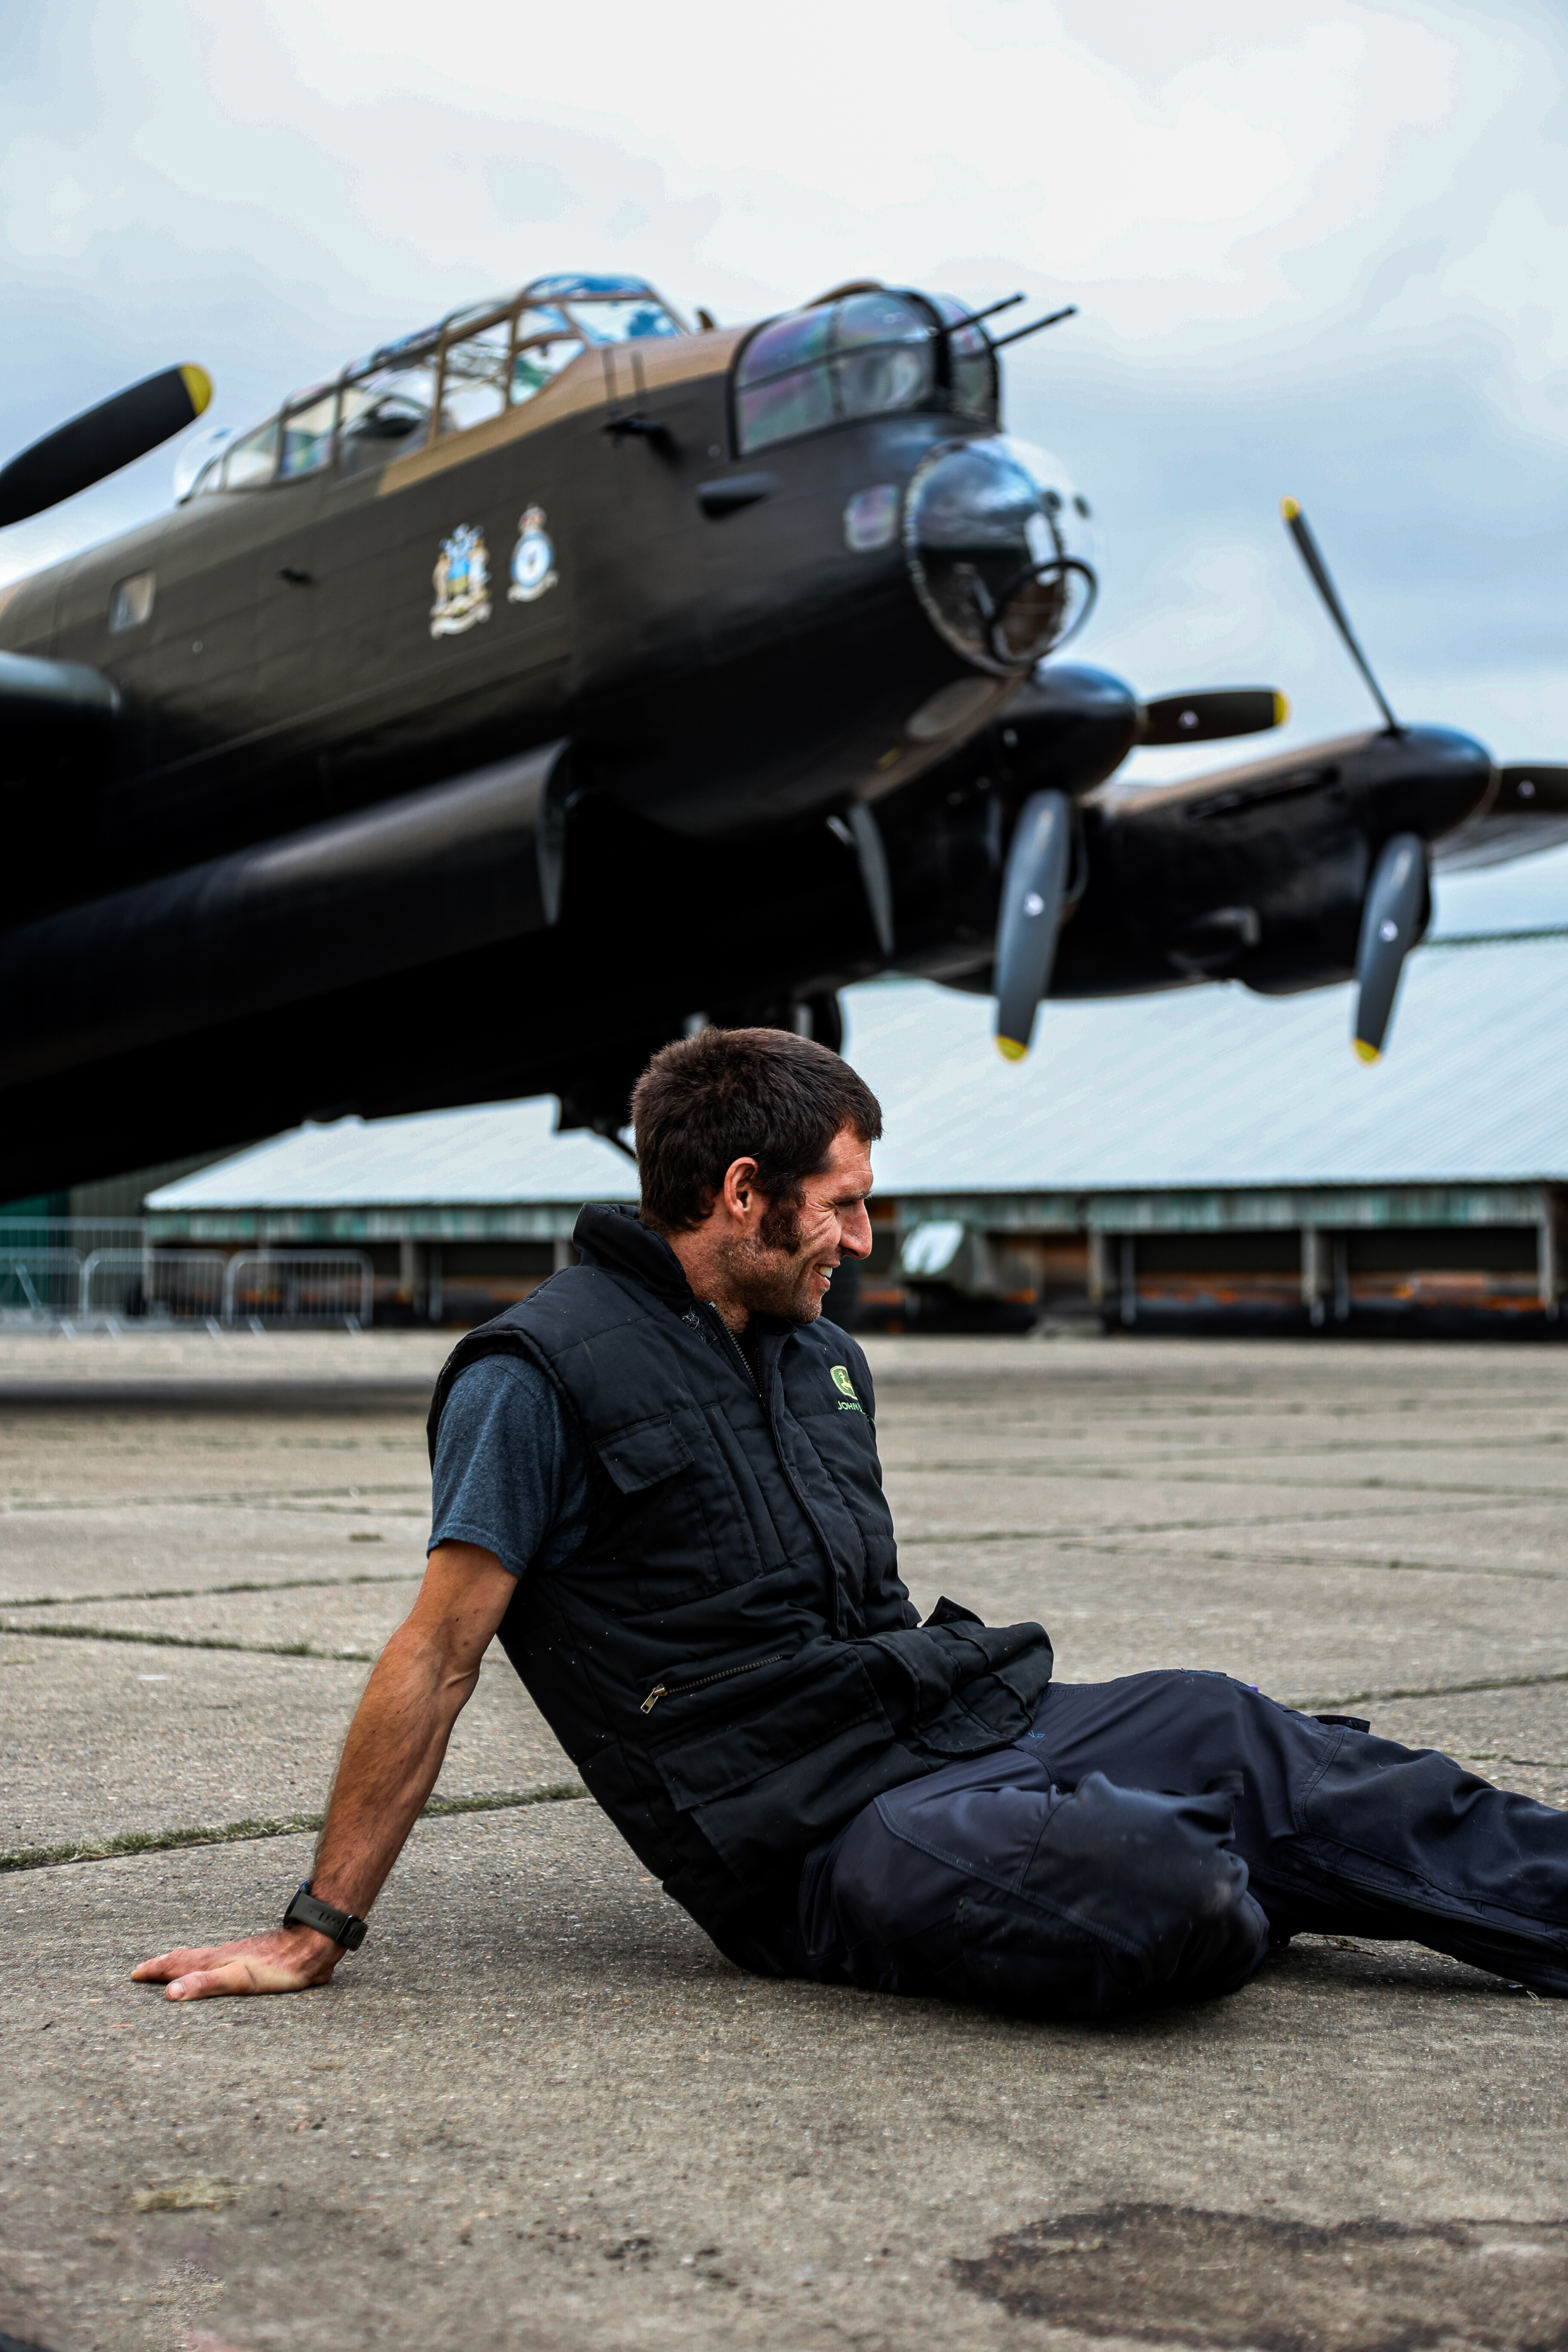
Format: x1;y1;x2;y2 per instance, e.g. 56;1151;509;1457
1;1331;1565;2351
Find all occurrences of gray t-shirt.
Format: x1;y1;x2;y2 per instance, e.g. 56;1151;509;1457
427;1353;591;1580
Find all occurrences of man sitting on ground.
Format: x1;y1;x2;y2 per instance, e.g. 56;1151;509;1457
136;1028;1568;2015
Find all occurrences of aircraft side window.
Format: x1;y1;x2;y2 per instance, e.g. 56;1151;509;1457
735;295;933;453
108;571;155;632
437;322;512;436
336;368;436;477
223;420;281;489
279;391;338;479
511;313;583;406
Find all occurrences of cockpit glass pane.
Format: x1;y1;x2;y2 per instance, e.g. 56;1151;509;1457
833;292;926;351
737;309;834;387
279;392;337;478
735;292;934;450
440;322;511;434
567;294;681;344
511;313;583;404
737;365;836;451
224;420;280;489
834;340;931;419
337;364;435;475
929;294;997;421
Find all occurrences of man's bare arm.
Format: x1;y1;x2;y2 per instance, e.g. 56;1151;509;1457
132;1543;516;2001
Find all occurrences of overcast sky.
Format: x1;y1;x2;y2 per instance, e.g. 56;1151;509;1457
5;0;1568;931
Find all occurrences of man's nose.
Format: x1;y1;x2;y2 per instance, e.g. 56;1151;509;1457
841;1206;874;1260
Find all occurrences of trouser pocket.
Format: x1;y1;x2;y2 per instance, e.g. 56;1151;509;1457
802;1752;1270;2021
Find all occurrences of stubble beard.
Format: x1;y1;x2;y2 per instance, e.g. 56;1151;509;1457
722;1195;831;1326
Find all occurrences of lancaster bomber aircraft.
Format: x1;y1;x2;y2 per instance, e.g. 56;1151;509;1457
2;270;1566;1199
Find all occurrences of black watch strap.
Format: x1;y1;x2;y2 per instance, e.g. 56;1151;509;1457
283;1880;368;1951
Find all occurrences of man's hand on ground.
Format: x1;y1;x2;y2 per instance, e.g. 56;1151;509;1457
129;1544;517;2006
132;1924;340;2001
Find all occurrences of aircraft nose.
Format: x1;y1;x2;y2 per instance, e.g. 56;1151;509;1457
905;437;1096;675
1393;723;1494;837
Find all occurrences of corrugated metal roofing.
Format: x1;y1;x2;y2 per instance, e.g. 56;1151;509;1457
148;1094;639;1212
147;931;1568;1213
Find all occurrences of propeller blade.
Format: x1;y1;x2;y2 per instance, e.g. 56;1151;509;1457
1354;831;1427;1062
0;364;213;528
1280;497;1401;735
1435;763;1568;873
994;788;1072;1061
1498;763;1568;810
1141;688;1289;747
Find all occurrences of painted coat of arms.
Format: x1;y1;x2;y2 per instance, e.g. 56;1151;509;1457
430;523;491;637
509;506;558;604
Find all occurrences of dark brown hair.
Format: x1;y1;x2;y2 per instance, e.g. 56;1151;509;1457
632;1026;882;1233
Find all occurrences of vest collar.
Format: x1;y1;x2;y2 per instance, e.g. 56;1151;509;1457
573;1202;695;1306
572;1201;797;1357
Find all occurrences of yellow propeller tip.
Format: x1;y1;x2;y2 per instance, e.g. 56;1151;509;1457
1353;1039;1381;1065
1280;496;1300;521
179;364;213;418
995;1036;1029;1063
1271;690;1290;726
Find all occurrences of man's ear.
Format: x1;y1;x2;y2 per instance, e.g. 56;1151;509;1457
720;1156;762;1222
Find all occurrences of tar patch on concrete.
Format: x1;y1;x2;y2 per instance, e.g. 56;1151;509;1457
949;2203;1568;2350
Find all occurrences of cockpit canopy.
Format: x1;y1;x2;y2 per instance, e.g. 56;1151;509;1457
185;274;686;497
733;287;997;455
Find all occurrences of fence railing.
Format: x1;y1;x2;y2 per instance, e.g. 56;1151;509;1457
1;1249;86;1321
0;1223;374;1329
222;1252;374;1329
79;1250;230;1324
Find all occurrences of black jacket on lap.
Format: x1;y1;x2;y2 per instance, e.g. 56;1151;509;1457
426;1205;1054;1947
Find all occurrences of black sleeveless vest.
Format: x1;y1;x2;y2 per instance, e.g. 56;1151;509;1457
427;1205;1053;1945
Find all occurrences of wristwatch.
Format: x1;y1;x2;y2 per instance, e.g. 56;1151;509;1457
282;1880;369;1951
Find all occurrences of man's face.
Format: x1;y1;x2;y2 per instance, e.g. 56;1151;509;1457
725;1124;875;1325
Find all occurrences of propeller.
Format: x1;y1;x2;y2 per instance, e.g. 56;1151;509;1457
0;364;213;528
993;788;1072;1060
1281;498;1431;1057
1140;687;1288;745
1435;766;1568;873
1353;833;1427;1062
1280;496;1400;734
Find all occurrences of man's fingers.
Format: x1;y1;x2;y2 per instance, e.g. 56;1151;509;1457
132;1946;226;1983
164;1962;270;2001
132;1928;336;1999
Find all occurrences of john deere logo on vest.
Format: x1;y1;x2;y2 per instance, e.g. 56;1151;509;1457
831;1365;861;1410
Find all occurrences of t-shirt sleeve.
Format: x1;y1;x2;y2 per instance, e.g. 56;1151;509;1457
427;1352;585;1580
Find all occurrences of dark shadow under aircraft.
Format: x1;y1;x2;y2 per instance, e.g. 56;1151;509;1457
3;272;1565;1197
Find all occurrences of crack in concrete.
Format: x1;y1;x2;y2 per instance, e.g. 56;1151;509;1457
0;1782;587;1874
1310;1668;1568;1711
0;1569;420;1610
0;1620;380;1661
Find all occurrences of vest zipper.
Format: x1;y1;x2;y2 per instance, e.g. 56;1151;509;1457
695;1300;758;1395
693;1300;848;1640
640;1653;787;1714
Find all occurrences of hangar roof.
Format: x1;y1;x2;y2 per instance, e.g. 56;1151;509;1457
146;930;1568;1225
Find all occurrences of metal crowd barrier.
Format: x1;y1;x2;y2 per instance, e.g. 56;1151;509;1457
221;1252;374;1330
1;1248;86;1322
79;1249;229;1323
0;1221;375;1330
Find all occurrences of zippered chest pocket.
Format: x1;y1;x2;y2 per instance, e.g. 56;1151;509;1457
641;1652;787;1715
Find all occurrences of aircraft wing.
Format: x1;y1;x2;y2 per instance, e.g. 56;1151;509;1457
1432;766;1568;873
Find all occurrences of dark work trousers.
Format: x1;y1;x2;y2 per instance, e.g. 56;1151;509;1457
793;1672;1568;2019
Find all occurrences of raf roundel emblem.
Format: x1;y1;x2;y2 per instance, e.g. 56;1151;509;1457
429;524;491;638
509;506;558;604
